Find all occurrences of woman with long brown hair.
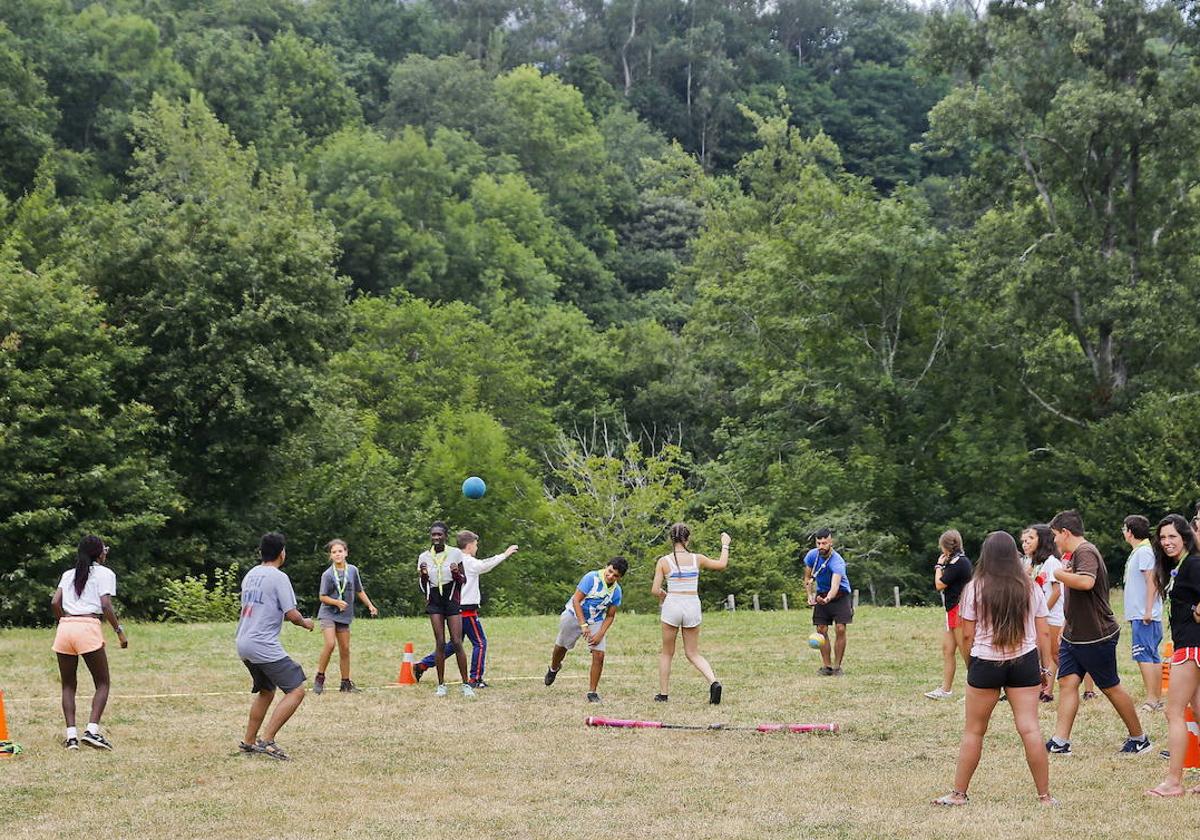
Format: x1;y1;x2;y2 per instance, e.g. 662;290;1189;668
932;531;1055;806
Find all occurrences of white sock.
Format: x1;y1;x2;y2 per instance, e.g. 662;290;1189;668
86;722;99;735
66;726;78;740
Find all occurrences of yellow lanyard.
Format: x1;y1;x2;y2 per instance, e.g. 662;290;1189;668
331;564;349;599
429;547;450;585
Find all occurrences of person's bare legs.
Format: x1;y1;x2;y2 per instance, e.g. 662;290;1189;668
1043;626;1061;699
659;623;678;695
336;628;351;681
1147;660;1199;796
816;623;831;669
430;614;448;683
550;644;568;672
1099;681;1145;738
244;689;274;744
951;684;1000;795
681;626;716;684
57;653;79;729
1009;685;1051;797
939;628;957;693
1052;674;1082;742
317;625;337;675
833;623;848;669
589;649;604;693
261;685;306;742
1137;660;1162;705
79;648;111;727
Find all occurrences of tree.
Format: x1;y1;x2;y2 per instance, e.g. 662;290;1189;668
0;23;57;198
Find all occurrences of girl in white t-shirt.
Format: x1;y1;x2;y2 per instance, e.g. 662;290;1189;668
1022;524;1063;702
50;535;128;751
933;531;1055;808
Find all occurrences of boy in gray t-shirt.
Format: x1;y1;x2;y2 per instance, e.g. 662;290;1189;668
235;532;313;761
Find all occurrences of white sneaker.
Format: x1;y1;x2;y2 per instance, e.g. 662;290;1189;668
461;684;476;698
924;687;953;699
434;684;448;697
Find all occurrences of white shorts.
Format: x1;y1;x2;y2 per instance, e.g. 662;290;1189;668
554;610;607;652
661;595;702;628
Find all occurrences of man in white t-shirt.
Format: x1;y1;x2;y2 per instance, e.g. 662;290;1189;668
1121;515;1162;710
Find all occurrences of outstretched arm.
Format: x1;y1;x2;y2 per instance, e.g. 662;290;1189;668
699;533;731;570
284;608;314;631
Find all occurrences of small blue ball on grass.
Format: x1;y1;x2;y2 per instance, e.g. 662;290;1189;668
808;632;825;649
462;476;486;499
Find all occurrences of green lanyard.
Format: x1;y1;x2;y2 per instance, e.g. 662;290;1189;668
331;564;349;600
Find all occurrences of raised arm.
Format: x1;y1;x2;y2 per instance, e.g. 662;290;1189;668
699;533;731;570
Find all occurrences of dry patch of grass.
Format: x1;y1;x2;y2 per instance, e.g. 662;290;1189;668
1;607;1194;839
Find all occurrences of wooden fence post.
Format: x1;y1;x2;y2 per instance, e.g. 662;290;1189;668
726;594;735;611
893;586;901;608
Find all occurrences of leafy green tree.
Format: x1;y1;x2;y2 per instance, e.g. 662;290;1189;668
0;246;178;625
0;23;57;198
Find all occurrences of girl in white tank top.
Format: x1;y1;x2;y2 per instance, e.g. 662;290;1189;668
650;523;731;705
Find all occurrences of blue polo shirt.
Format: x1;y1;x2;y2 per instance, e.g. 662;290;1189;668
804;549;851;594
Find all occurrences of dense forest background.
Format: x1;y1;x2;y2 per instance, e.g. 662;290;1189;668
3;0;1200;624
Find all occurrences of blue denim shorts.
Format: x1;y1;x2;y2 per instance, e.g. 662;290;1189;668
1130;620;1163;664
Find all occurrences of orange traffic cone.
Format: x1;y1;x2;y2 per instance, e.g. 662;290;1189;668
398;642;417;685
1162;643;1173;695
1184;705;1200;770
0;688;11;758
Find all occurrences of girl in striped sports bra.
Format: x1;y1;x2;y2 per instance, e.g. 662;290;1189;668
651;523;731;704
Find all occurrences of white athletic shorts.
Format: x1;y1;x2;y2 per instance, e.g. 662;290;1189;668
661;594;702;628
554;610;607;652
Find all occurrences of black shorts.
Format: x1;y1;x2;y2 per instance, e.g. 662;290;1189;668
967;648;1040;689
1057;635;1121;690
243;656;306;693
812;593;854;626
425;583;461;616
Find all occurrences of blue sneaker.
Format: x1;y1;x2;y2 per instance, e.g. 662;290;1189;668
1118;736;1152;755
1046;738;1072;755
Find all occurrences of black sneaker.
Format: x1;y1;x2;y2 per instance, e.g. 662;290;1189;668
470;680;489;689
586;692;601;703
817;666;834;676
544;667;559;686
80;731;113;751
654;694;669;702
1119;736;1152;755
64;737;79;750
313;674;325;695
339;680;361;693
1046;738;1072;755
1160;749;1170;759
413;664;427;683
709;681;723;705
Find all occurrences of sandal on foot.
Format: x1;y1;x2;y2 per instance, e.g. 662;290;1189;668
1037;794;1059;806
1082;690;1098;701
932;790;968;806
237;741;261;755
1144;787;1184;798
255;739;290;761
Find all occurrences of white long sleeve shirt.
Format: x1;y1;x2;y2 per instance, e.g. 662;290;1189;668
459;553;508;607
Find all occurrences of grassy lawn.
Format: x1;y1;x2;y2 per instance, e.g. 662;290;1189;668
1;605;1194;839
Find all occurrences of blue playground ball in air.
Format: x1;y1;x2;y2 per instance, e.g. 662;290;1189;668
462;476;486;499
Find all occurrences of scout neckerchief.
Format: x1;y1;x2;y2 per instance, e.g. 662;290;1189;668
331;562;349;601
428;545;453;593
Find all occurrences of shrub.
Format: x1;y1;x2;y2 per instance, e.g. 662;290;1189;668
162;564;240;622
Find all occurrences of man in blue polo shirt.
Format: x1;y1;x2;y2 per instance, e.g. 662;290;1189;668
803;528;853;676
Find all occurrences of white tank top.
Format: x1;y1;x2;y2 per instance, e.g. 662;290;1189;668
665;552;700;595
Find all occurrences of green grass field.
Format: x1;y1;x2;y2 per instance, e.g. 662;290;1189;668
1;606;1194;839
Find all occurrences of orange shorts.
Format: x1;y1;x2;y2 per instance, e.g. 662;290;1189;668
52;617;105;656
1171;647;1200;667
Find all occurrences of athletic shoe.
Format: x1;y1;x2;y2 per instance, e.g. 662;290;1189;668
586;692;601;703
461;684;477;698
413;663;427;683
470;680;489;689
654;694;668;702
1160;749;1170;759
831;667;844;676
80;731;113;751
709;681;723;705
1119;736;1152;755
924;688;953;699
339;680;361;693
1046;739;1072;755
817;666;834;676
312;674;325;695
434;684;448;697
1082;690;1098;701
64;737;79;750
544;667;559;686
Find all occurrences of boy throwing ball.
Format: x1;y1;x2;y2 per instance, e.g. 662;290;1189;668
544;558;628;702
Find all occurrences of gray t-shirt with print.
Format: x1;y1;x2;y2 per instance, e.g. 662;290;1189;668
236;564;299;663
317;564;364;623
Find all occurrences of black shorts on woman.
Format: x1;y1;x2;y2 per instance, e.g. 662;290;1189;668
967;649;1040;690
426;582;461;616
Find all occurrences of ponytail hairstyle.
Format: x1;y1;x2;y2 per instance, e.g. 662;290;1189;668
938;529;963;559
74;535;106;597
668;522;690;571
971;531;1033;653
